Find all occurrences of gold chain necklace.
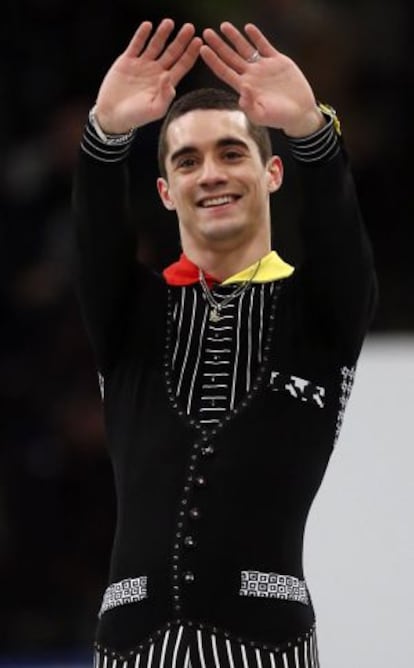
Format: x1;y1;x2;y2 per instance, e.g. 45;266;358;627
199;260;261;322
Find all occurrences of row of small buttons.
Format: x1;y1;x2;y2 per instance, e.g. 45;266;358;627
164;284;281;615
170;426;215;610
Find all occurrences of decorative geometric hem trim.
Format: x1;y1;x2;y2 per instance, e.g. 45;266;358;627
334;365;356;444
98;576;147;618
239;570;309;605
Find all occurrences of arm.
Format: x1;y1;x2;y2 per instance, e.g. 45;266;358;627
287;122;377;360
200;23;377;358
72;20;202;372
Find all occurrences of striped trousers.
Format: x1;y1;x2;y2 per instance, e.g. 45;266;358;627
93;623;320;668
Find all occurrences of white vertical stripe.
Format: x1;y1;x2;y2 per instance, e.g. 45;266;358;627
184;647;191;668
147;643;154;668
159;629;171;668
187;307;208;414
255;647;263;668
172;625;184;668
197;629;207;668
230;293;244;409
282;652;289;668
240;643;249;668
270;653;276;668
172;287;186;369
103;656;108;668
94;651;100;668
294;645;300;668
258;284;264;363
112;660;117;668
304;639;309;668
177;288;197;395
134;651;141;668
211;634;220;668
225;639;235;668
122;661;128;668
309;635;315;668
312;632;319;668
246;288;254;392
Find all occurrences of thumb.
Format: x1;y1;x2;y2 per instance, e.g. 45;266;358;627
160;73;176;103
238;83;255;114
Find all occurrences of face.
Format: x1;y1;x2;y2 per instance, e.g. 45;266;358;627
157;109;283;252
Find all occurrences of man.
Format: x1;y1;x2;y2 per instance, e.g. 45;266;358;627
73;18;376;668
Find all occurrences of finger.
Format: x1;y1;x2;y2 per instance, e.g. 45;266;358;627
142;18;175;60
202;28;247;74
244;23;278;57
199;45;241;92
169;36;203;86
158;23;196;69
219;22;258;61
124;21;153;57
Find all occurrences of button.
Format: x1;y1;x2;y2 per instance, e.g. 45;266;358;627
189;507;201;520
195;475;206;488
183;571;195;583
184;535;197;548
202;445;215;456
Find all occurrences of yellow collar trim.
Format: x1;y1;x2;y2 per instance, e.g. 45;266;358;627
221;251;294;285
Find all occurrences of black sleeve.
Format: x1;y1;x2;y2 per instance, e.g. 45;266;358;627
72;120;144;373
288;120;378;361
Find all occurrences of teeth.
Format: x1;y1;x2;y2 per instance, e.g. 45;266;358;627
200;195;235;208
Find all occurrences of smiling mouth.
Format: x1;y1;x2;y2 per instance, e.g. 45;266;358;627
197;195;241;208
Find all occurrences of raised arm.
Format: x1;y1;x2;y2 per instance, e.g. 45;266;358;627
73;20;202;372
200;23;376;359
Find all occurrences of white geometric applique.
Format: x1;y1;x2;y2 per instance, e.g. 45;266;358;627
97;372;105;401
269;371;325;408
239;570;309;605
98;576;147;618
334;365;356;444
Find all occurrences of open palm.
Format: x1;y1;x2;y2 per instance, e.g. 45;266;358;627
95;20;201;134
201;22;324;137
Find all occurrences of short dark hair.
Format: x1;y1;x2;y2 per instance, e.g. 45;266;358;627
157;87;273;179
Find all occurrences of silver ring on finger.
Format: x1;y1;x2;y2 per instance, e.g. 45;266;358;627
247;49;261;64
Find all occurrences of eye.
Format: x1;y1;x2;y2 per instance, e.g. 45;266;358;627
177;156;197;170
223;150;244;161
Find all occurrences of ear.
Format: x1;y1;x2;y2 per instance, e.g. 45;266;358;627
266;156;284;193
157;177;176;211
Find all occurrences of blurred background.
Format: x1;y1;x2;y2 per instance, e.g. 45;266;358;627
1;0;412;665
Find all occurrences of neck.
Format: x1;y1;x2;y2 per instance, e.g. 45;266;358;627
182;239;271;283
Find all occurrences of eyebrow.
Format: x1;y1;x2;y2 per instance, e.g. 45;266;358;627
169;137;250;166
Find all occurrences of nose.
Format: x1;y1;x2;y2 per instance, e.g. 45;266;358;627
197;156;228;188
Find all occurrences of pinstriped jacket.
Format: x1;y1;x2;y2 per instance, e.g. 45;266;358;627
73;115;377;659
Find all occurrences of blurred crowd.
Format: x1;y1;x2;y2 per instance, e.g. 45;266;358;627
1;0;411;655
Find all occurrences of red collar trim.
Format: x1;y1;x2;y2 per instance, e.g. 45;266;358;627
163;253;218;288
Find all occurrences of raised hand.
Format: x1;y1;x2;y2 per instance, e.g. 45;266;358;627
95;19;202;134
200;23;325;137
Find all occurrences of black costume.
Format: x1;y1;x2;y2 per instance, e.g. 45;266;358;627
73;111;376;668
